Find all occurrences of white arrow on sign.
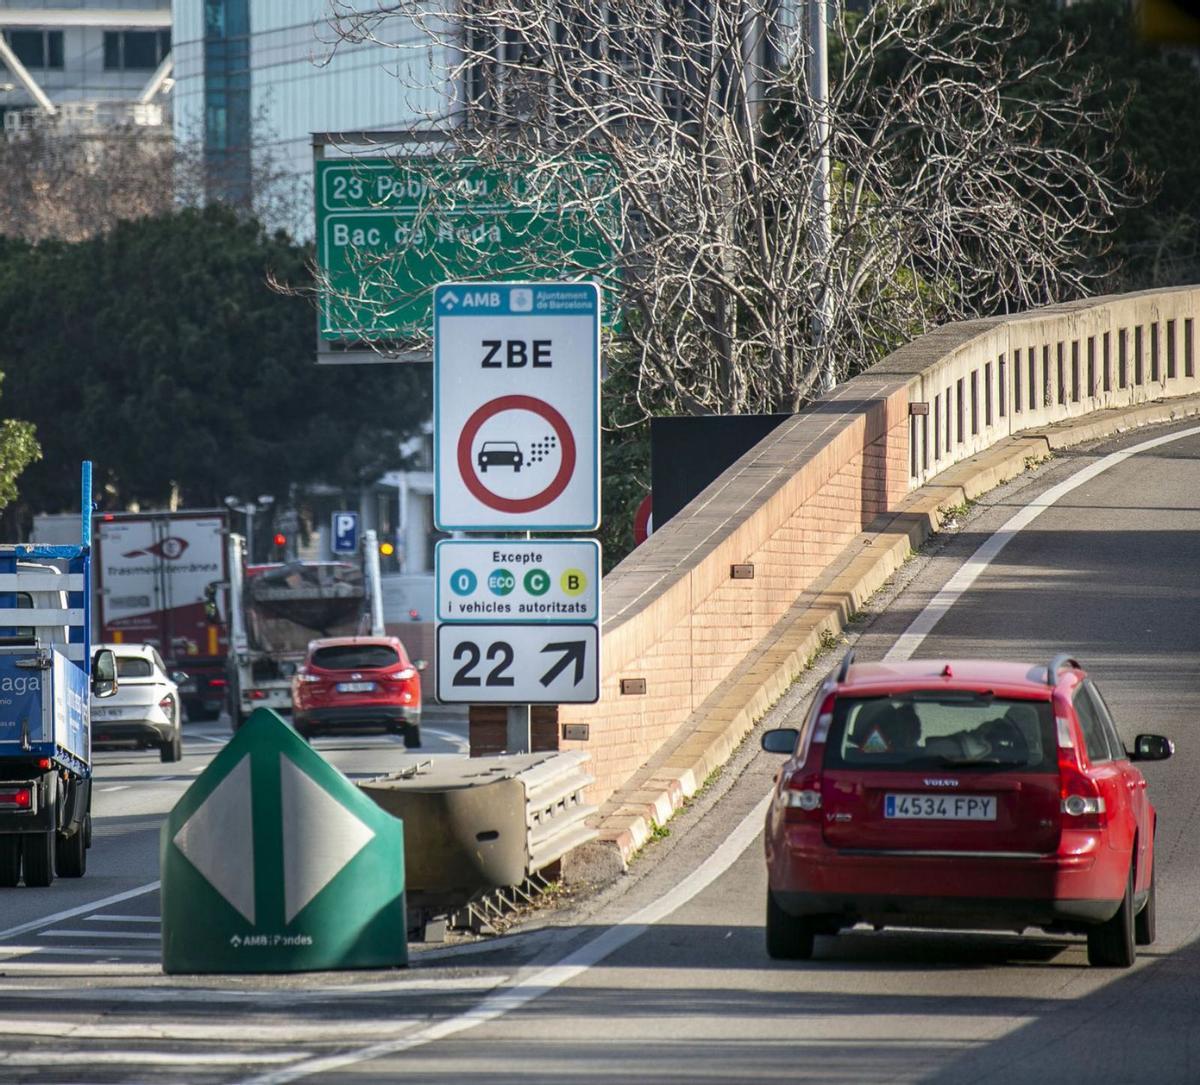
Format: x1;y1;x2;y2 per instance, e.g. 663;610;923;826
436;622;599;704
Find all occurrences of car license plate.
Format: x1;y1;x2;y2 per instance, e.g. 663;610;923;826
884;794;996;820
91;707;123;720
336;681;375;693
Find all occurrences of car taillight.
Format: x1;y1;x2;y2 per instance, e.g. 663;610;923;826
209;677;228;688
0;788;32;810
779;770;823;822
1058;715;1107;828
158;695;174;712
297;673;322;684
35;758;51;770
388;668;416;682
249;689;267;700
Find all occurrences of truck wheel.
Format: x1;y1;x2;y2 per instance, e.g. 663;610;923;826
57;827;87;878
160;731;183;763
0;837;21;887
22;832;55;887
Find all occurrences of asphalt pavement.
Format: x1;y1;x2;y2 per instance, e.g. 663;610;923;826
2;421;1200;1084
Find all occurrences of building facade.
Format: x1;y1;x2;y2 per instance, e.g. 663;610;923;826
171;0;448;237
0;0;173;134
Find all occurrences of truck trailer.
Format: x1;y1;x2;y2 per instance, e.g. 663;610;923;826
224;532;385;728
0;463;118;887
94;510;230;720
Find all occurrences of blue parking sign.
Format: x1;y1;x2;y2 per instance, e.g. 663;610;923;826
331;511;359;554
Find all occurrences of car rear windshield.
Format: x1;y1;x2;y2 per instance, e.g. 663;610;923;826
310;645;400;671
115;657;153;678
823;693;1056;772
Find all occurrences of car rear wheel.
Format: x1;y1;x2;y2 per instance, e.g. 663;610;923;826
1135;858;1156;946
57;826;86;878
403;722;422;749
0;837;21;887
1088;863;1136;967
160;731;183;763
22;831;55;887
765;891;816;960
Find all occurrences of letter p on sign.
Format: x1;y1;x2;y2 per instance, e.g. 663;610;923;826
332;511;359;554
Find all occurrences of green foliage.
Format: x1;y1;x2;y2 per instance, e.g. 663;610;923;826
0;385;41;511
1009;0;1200;286
596;340;651;572
0;207;430;518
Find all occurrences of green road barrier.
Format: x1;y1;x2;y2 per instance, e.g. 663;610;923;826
161;708;407;974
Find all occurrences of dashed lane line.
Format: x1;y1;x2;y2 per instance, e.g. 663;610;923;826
40;930;160;940
0;1052;301;1068
0;881;159;942
1;975;508;1004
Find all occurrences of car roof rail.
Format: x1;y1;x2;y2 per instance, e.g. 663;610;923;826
836;648;856;683
1046;653;1082;686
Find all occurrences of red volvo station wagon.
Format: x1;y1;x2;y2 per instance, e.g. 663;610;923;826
762;652;1173;967
291;636;424;748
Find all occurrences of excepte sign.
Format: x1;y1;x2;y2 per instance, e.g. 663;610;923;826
433;282;600;532
436;539;600;623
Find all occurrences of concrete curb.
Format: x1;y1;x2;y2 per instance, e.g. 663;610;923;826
565;393;1200;877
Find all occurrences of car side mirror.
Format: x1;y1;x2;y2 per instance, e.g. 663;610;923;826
1131;733;1174;762
92;648;118;699
761;727;799;754
171;671;189;685
414;659;428;672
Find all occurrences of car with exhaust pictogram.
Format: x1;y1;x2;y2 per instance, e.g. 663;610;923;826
477;441;523;472
761;652;1173;967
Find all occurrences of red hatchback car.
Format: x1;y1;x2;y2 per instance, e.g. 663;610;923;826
762;652;1173;967
291;636;424;747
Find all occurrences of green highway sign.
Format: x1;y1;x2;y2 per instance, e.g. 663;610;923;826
161;708;407;974
314;158;615;342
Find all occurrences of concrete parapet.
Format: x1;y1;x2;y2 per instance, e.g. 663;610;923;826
551;288;1200;874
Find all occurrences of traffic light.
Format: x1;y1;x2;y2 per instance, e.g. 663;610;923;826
271;532;288;560
379;540;395;557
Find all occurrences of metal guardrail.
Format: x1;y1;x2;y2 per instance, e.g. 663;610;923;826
518;751;598;874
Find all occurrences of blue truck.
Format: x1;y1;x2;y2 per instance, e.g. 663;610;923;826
0;464;118;887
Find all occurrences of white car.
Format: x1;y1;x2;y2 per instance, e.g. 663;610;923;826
89;643;185;762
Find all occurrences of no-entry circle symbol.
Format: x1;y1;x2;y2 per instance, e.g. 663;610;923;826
457;395;577;514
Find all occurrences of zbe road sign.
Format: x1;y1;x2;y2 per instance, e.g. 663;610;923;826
434;282;600;532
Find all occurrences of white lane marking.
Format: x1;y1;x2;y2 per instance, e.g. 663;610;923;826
0;961;161;975
0;1052;299;1068
0;946;161;959
2;975;507;1004
41;930;160;940
86;915;160;924
191;733;228;745
99;785;130;793
885;422;1200;661
0;881;159;942
1;1017;423;1042
239;791;774;1085
424;727;470;751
